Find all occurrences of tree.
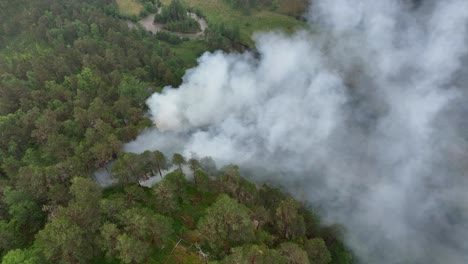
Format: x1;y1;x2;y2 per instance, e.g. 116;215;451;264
1;188;45;248
98;223;120;259
278;242;310;264
172;153;186;171
1;246;46;264
275;198;306;240
0;221;16;252
188;158;200;174
194;169;211;192
154;0;188;23
64;177;102;231
120;208;173;248
152;170;188;214
250;205;271;231
36;216;91;264
304;238;332;264
197;194;255;253
100;196;128;222
258;184;287;213
141;150;167;178
100;208;173;263
111;153;145;184
117;76;150;106
200;156;217;176
218;165;258;206
115;234;151;264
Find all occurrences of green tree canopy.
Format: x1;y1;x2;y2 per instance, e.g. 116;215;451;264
275;197;306;240
220;244;288;264
197;194;255;254
304;238;332;264
278;242;310;264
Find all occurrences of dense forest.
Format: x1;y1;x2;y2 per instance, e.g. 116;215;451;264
0;0;352;263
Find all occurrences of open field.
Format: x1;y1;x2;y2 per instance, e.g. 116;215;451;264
160;0;307;46
277;0;309;17
116;0;143;16
170;40;209;67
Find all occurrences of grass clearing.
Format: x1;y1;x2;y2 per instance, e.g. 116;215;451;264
116;0;143;17
161;0;307;46
169;40;209;67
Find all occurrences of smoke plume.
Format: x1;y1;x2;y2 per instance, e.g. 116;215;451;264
125;0;468;263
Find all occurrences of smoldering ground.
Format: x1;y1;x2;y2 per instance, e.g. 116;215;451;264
125;0;468;263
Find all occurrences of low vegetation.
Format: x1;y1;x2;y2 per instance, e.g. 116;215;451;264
116;0;144;17
114;0;159;21
154;0;201;33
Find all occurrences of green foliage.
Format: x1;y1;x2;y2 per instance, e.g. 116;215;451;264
220;244;288;264
194;169;211;192
141;150;167;178
278;242;310;264
117;76;151;106
275;198;306;240
155;0;201;33
98;223;121;259
217;165;259;206
166;18;201;33
259;184;287;213
156;31;183;44
153;170;188;214
1;246;46;264
205;22;241;51
328;241;353;264
36;216;92;264
64;178;102;231
141;2;158;17
304;238;332;264
116;233;151;263
197;194;255;254
99;208;174;263
0;188;45;250
111;153;146;184
100;196;128;222
155;0;188;23
172;153;186;171
120;208;174;248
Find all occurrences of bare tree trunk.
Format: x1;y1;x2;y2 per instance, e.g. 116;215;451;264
158;165;163;178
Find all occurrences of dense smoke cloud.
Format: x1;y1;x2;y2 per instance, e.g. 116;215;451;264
125;0;468;263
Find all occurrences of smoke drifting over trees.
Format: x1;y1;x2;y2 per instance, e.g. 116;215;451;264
126;0;468;263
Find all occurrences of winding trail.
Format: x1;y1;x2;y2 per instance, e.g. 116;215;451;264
126;9;208;40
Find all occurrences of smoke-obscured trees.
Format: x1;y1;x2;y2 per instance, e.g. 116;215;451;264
172;153;186;171
141;150;167;178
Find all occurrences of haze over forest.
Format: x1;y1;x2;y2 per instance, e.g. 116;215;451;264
0;0;467;264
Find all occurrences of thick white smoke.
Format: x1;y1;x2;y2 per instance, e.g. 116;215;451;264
125;0;468;263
